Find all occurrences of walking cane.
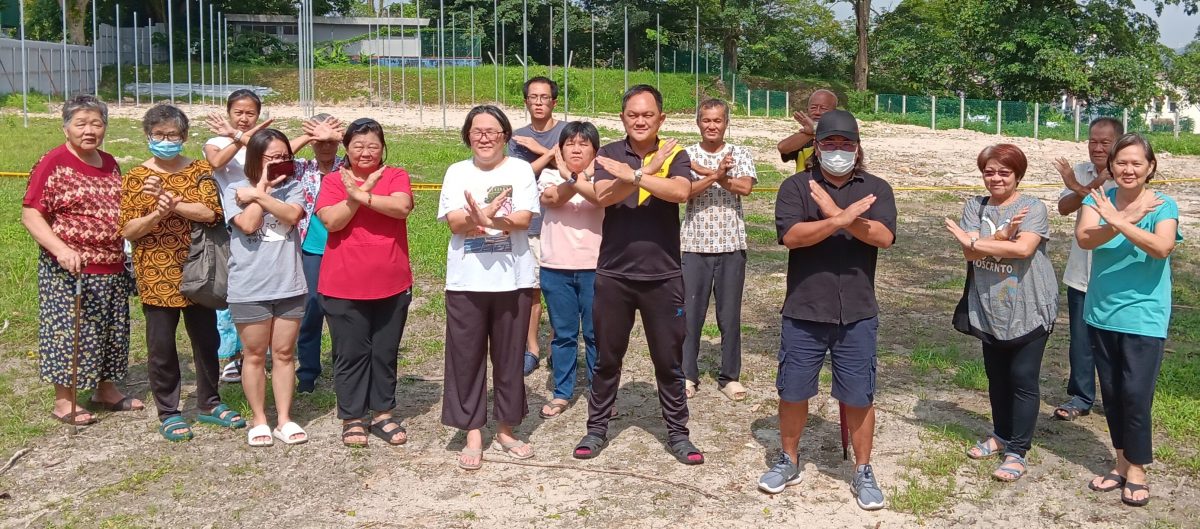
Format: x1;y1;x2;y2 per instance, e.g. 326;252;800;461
839;402;849;461
69;271;83;436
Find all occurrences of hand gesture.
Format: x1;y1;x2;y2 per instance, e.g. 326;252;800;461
834;195;876;228
642;138;679;176
553;146;569;177
595;156;636;183
808;179;843;219
154;190;181;216
141;174;163;196
513;135;547;156
264;160;292;188
302;116;344;142
206;112;237;138
361;166;385;193
1121;190;1164;225
689;160;715;177
242;118;276;144
992;207;1029;241
1053;158;1085;196
793;111;815;135
464;189;509;229
715;153;735;180
57;247;85;274
1086;187;1121;224
943;218;971;247
236;185;261;207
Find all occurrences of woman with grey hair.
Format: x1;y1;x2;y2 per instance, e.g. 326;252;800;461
119;103;246;442
21;94;143;426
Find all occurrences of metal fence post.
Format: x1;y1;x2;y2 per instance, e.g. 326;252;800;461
874;93;879;113
1034;103;1040;140
901;95;907;116
766;91;770;117
996;100;1002;135
785;91;790;114
931;95;936;130
1123;108;1129;133
959;94;964;129
1074;102;1081;141
746;88;750;117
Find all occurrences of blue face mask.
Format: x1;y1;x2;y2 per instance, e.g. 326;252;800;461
148;139;184;160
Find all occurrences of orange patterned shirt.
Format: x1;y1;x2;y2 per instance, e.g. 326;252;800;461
118;160;223;307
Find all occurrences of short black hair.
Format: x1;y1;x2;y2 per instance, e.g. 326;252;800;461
1089;116;1124;136
226;89;262;113
461;105;513;146
1107;133;1158;183
557;121;600;152
244;128;293;184
343;118;388;168
622;84;663;112
142;103;189;138
523;76;559;100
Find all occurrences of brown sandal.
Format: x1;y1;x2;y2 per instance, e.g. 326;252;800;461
539;400;569;419
51;410;96;426
341;420;368;448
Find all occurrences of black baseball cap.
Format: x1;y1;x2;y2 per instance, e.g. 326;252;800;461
815;109;859;142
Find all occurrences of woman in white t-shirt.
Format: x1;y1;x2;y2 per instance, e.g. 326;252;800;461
437;105;540;470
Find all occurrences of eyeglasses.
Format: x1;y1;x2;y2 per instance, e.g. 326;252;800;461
149;133;184;142
525;95;554;103
264;154;293;163
816;140;857;152
469;130;505;141
982;170;1014;178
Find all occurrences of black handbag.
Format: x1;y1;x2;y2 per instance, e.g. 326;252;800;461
952;197;987;336
179;177;231;310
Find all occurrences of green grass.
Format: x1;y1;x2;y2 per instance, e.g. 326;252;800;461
909;343;960;375
951;359;988;391
98;62;727;115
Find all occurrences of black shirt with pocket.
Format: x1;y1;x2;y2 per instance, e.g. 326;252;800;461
594;138;692;281
774;168;897;324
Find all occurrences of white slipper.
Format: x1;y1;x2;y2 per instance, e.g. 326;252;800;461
273;421;308;445
247;424;274;447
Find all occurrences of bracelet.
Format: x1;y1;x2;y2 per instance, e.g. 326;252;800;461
970;237;979;250
367;193;373;207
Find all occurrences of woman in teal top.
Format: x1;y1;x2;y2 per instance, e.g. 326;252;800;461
1076;133;1181;508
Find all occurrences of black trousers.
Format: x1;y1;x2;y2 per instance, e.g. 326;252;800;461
441;289;533;430
682;251;746;386
587;274;690;445
143;304;221;421
322;291;412;420
981;332;1048;457
1089;325;1165;465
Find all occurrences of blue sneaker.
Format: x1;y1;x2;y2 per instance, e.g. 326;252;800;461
757;452;804;493
523;352;539;376
852;464;886;510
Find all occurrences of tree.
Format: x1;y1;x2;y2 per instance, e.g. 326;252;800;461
851;0;867;90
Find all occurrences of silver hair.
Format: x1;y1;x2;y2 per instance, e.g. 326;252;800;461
141;103;189;137
312;112;333;122
808;89;839;106
696;98;730;122
62;94;108;127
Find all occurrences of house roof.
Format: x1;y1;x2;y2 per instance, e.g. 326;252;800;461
225;14;430;26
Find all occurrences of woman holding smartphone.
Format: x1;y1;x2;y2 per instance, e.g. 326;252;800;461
224;128;308;447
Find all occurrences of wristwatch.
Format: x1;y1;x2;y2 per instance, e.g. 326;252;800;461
633;169;643;186
233;130;245;143
970;236;979;250
565;172;578;185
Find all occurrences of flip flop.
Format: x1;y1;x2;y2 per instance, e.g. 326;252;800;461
491;435;535;460
539;400;569;419
1054;402;1090;421
246;424;274;447
720;381;748;401
273;421;308;445
1089;472;1127;492
90;396;144;412
1121;483;1151;507
51;410;96;426
458;447;483;470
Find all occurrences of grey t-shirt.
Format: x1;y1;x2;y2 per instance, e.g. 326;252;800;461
959;194;1058;341
223;179;308;304
508;121;566;239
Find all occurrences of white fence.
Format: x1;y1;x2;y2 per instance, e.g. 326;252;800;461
94;23;169;66
0;38;97;96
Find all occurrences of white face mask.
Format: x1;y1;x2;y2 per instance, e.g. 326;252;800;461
819;149;856;176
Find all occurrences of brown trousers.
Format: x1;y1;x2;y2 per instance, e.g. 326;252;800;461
441;289;534;430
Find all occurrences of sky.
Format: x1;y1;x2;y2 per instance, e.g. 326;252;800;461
831;0;1199;49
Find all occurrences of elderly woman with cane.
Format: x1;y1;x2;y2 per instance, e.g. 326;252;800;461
21;94;143;427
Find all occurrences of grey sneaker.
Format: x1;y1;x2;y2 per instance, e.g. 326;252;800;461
852;464;886;510
757;453;804;493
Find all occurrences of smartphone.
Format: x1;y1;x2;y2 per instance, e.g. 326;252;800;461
267;159;295;180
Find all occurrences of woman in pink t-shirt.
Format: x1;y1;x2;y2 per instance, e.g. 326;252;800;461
315;118;415;448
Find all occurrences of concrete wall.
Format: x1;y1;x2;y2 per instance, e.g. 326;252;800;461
0;38;97;96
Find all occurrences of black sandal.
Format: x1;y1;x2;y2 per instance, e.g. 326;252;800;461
573;434;607;460
342;420;368;448
1089;472;1126;492
1054;402;1090;421
1122;483;1151;507
369;417;407;446
669;439;705;465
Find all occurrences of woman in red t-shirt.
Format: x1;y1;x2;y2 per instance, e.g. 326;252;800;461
21;95;144;427
315;118;415;448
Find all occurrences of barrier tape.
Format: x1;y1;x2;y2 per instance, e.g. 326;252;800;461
5;171;1200;193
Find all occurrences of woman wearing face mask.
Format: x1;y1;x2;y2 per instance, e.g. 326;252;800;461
119;104;246;441
225;129;309;447
944;144;1057;483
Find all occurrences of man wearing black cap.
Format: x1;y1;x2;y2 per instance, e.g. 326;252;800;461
758;109;896;511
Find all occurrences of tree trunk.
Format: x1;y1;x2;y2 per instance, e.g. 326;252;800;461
723;35;737;75
853;0;869;91
68;0;89;45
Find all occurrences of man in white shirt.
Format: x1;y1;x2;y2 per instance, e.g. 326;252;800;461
1052;117;1122;421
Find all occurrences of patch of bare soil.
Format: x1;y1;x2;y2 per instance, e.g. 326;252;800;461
3;106;1199;529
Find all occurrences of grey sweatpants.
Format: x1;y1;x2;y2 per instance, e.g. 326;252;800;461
681;250;746;387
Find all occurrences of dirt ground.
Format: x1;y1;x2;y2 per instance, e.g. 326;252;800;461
3;104;1199;529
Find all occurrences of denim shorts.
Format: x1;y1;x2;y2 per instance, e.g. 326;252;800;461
228;294;307;324
776;315;878;407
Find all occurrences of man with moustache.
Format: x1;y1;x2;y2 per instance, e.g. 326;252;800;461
569;84;704;465
680;98;756;402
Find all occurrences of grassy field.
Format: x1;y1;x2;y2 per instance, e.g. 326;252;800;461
2;114;1200;527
